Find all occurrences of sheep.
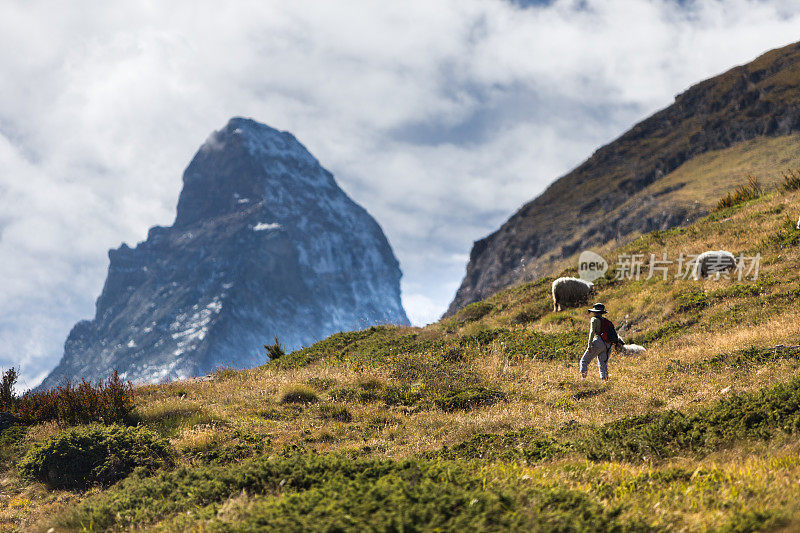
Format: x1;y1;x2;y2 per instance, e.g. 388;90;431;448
551;277;595;312
621;344;646;355
693;250;737;280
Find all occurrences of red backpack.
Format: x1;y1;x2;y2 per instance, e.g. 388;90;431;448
599;317;620;345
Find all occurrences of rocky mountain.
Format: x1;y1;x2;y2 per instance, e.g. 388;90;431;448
40;118;408;388
446;40;800;316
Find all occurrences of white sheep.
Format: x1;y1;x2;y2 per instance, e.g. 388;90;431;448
621;344;646;355
693;250;737;280
551;277;595;312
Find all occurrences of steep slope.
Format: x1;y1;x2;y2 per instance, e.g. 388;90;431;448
39;118;408;388
13;180;800;532
447;40;800;315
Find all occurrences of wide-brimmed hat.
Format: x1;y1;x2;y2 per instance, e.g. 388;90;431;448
587;303;607;314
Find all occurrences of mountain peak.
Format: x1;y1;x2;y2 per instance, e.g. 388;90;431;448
39;119;408;389
175;118;332;228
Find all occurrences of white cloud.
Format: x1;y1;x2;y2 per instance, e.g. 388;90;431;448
2;0;800;386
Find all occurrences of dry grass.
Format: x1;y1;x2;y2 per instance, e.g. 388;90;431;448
6;169;800;530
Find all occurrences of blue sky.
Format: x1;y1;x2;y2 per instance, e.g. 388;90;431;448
2;0;800;388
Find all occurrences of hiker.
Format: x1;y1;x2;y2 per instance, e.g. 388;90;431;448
579;303;621;381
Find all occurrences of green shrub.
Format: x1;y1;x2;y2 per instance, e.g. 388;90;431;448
264;336;285;361
710;284;762;299
327;386;359;403
306;377;337;390
579;377;800;462
693;345;800;372
781;168;800;191
434;428;563;464
715;175;762;210
509;302;548;324
318;404;352;422
434;387;506;412
137;404;217;437
765;216;800;247
60;452;642;532
0;368;15;407
675;287;708;312
381;383;423;406
629;315;700;346
280;386;319;404
19;424;172;490
455;301;494;323
0;425;27;465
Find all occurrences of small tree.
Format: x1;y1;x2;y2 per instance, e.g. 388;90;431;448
1;368;18;410
264;336;285;361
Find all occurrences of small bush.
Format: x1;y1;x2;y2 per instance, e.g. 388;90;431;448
382;383;424;406
434;387;506;412
510;302;548;324
781;168;800;191
455;301;494;323
19;424;172;490
0;425;27;465
715;175;762;210
60;452;638;532
1;369;134;426
327;386;359;403
579;376;800;462
318;404;352;423
765;216;800;248
675;287;708;312
137;402;217;437
433;428;563;464
280;386;319;405
1;368;16;407
306;377;337;390
264;336;286;361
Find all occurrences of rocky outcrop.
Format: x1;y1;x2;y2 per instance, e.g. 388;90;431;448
446;41;800;315
40;118;408;388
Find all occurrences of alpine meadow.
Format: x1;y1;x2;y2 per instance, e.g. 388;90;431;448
4;12;800;533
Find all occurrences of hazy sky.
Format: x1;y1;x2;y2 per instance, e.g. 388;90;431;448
2;0;800;388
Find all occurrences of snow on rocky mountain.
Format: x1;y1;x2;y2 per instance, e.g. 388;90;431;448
39;118;408;388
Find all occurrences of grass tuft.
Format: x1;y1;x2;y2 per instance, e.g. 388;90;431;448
716;175;763;210
280;386;319;405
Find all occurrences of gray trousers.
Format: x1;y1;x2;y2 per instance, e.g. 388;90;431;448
580;337;610;379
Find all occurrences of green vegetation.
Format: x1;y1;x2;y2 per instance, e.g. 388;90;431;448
61;452;645;532
433;387;506;412
280;385;319;404
715;175;763;210
581;376;800;462
766;216;800;247
0;369;134;426
8;147;800;530
18;424;172;490
263;335;285;361
781;168;800;191
454;301;495;323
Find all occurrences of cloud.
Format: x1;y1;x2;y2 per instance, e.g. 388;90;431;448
1;0;800;386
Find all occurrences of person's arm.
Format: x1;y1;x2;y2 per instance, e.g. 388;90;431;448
587;316;600;347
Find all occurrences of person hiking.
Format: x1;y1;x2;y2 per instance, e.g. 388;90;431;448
579;303;621;381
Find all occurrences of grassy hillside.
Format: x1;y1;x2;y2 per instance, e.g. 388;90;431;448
3;180;800;531
448;40;800;315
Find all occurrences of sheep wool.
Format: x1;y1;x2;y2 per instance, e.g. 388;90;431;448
551;277;595;312
693;250;737;279
622;344;646;355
